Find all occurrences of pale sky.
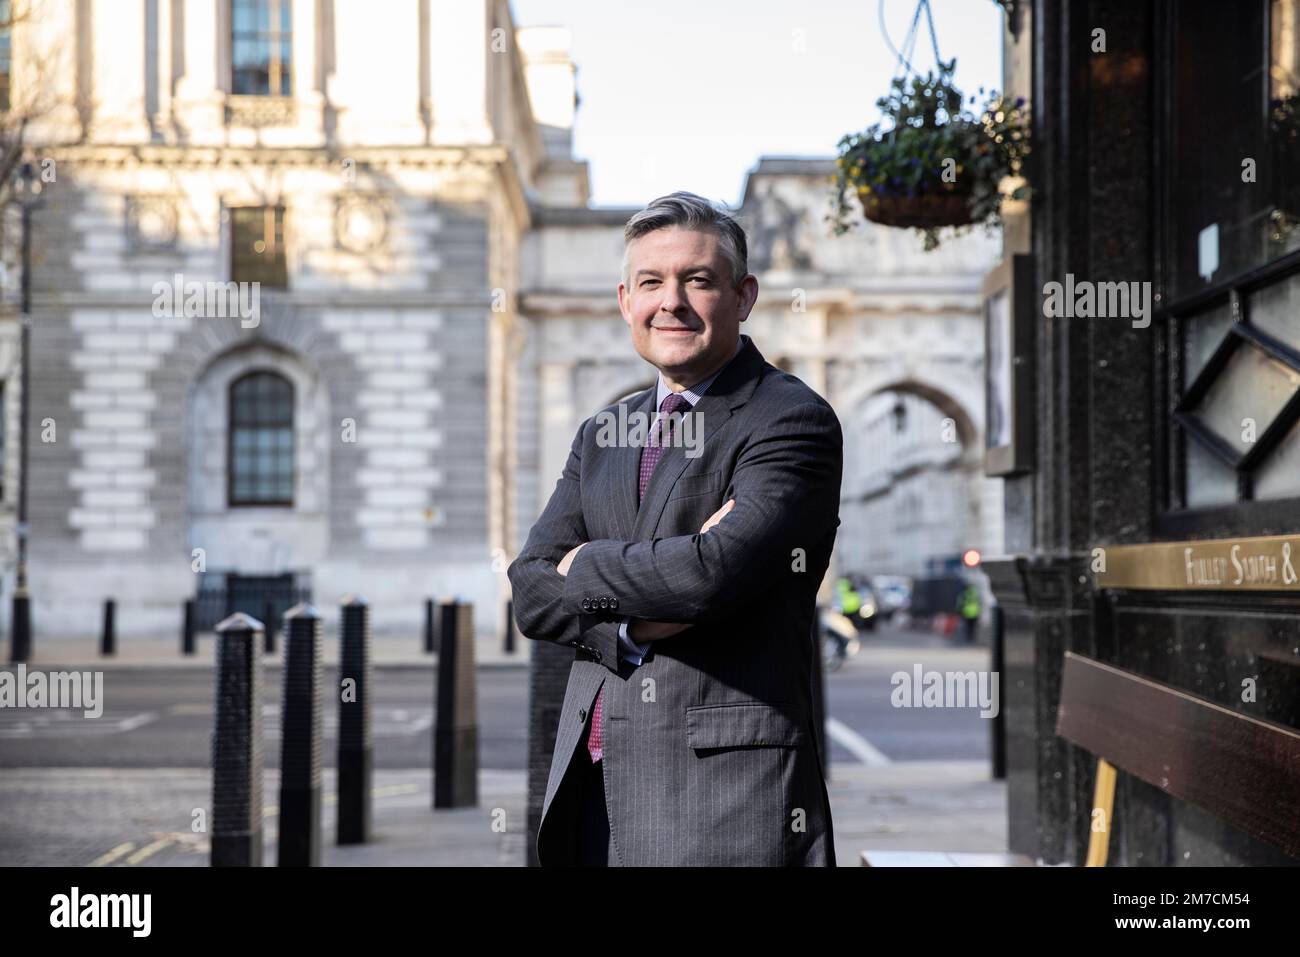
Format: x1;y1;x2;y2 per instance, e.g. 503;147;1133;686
510;0;1005;208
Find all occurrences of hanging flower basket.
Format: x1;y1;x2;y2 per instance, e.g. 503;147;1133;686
858;188;974;229
829;58;1030;250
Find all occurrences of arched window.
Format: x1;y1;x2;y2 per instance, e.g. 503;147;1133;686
228;371;294;506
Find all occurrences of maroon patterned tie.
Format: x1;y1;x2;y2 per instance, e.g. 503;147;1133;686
587;392;692;762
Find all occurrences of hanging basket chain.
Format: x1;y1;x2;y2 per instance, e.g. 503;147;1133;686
830;0;1032;249
880;0;945;88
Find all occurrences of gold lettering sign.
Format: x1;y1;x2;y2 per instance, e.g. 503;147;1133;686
1094;535;1300;590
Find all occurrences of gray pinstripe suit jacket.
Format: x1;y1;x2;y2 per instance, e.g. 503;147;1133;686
507;334;841;866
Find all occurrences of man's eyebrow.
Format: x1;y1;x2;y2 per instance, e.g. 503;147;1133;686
633;266;718;279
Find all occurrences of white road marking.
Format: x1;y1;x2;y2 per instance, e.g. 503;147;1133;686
826;717;892;766
115;712;158;732
0;711;158;738
404;713;434;736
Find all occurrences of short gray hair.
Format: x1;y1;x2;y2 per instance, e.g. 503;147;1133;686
622;191;749;290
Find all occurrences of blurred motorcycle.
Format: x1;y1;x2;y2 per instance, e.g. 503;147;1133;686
820;608;860;672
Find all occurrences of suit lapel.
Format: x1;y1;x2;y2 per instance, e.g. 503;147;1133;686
609;387;654;541
631;335;767;541
632;398;732;541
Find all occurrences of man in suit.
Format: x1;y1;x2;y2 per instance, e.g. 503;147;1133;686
507;191;842;866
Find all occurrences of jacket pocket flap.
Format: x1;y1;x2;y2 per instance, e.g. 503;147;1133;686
685;702;805;748
667;469;723;501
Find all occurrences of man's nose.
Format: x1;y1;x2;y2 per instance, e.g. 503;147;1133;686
657;280;689;315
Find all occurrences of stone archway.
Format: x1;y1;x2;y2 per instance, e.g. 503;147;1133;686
875;379;978;463
837;372;983;467
836;377;992;579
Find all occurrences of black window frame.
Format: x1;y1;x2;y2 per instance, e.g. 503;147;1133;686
231;0;293;97
1153;0;1300;538
227;370;295;508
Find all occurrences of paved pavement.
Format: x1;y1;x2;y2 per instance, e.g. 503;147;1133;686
1;622;1015;866
0;762;1007;867
0;767;528;867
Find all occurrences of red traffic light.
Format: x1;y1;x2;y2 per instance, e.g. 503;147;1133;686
962;549;982;568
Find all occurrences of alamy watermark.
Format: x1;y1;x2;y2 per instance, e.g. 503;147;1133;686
50;887;150;937
1042;273;1151;329
890;664;1000;719
0;665;103;718
593;405;703;458
152;273;260;328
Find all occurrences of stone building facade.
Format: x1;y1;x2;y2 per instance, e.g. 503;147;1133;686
13;0;583;638
7;1;1000;641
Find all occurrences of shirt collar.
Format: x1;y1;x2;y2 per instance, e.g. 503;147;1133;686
655;336;746;409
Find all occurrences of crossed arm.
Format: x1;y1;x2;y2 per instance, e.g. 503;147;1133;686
557;501;734;643
506;399;842;670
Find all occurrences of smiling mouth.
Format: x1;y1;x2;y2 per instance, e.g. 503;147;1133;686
652;325;697;334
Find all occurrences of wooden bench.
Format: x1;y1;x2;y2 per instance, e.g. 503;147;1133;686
1055;650;1300;864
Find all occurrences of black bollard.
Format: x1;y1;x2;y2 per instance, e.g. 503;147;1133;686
211;613;264;866
278;603;322;866
433;599;478;808
10;590;31;663
100;599;116;657
423;598;435;654
503;599;516;655
337;595;373;845
263;601;277;655
182;599;196;656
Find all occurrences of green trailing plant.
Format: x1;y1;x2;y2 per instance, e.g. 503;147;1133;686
829;59;1031;250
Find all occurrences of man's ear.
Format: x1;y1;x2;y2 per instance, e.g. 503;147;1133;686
617;282;634;327
737;274;759;321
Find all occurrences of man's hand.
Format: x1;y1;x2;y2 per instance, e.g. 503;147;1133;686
626;499;737;642
700;499;734;534
556;542;586;577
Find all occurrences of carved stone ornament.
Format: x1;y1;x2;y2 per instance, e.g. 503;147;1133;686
335;194;390;254
125;195;179;251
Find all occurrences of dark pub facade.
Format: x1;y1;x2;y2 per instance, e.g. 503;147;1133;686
986;0;1300;865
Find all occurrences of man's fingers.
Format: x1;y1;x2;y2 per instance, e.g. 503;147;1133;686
556;542;586;577
699;498;736;534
